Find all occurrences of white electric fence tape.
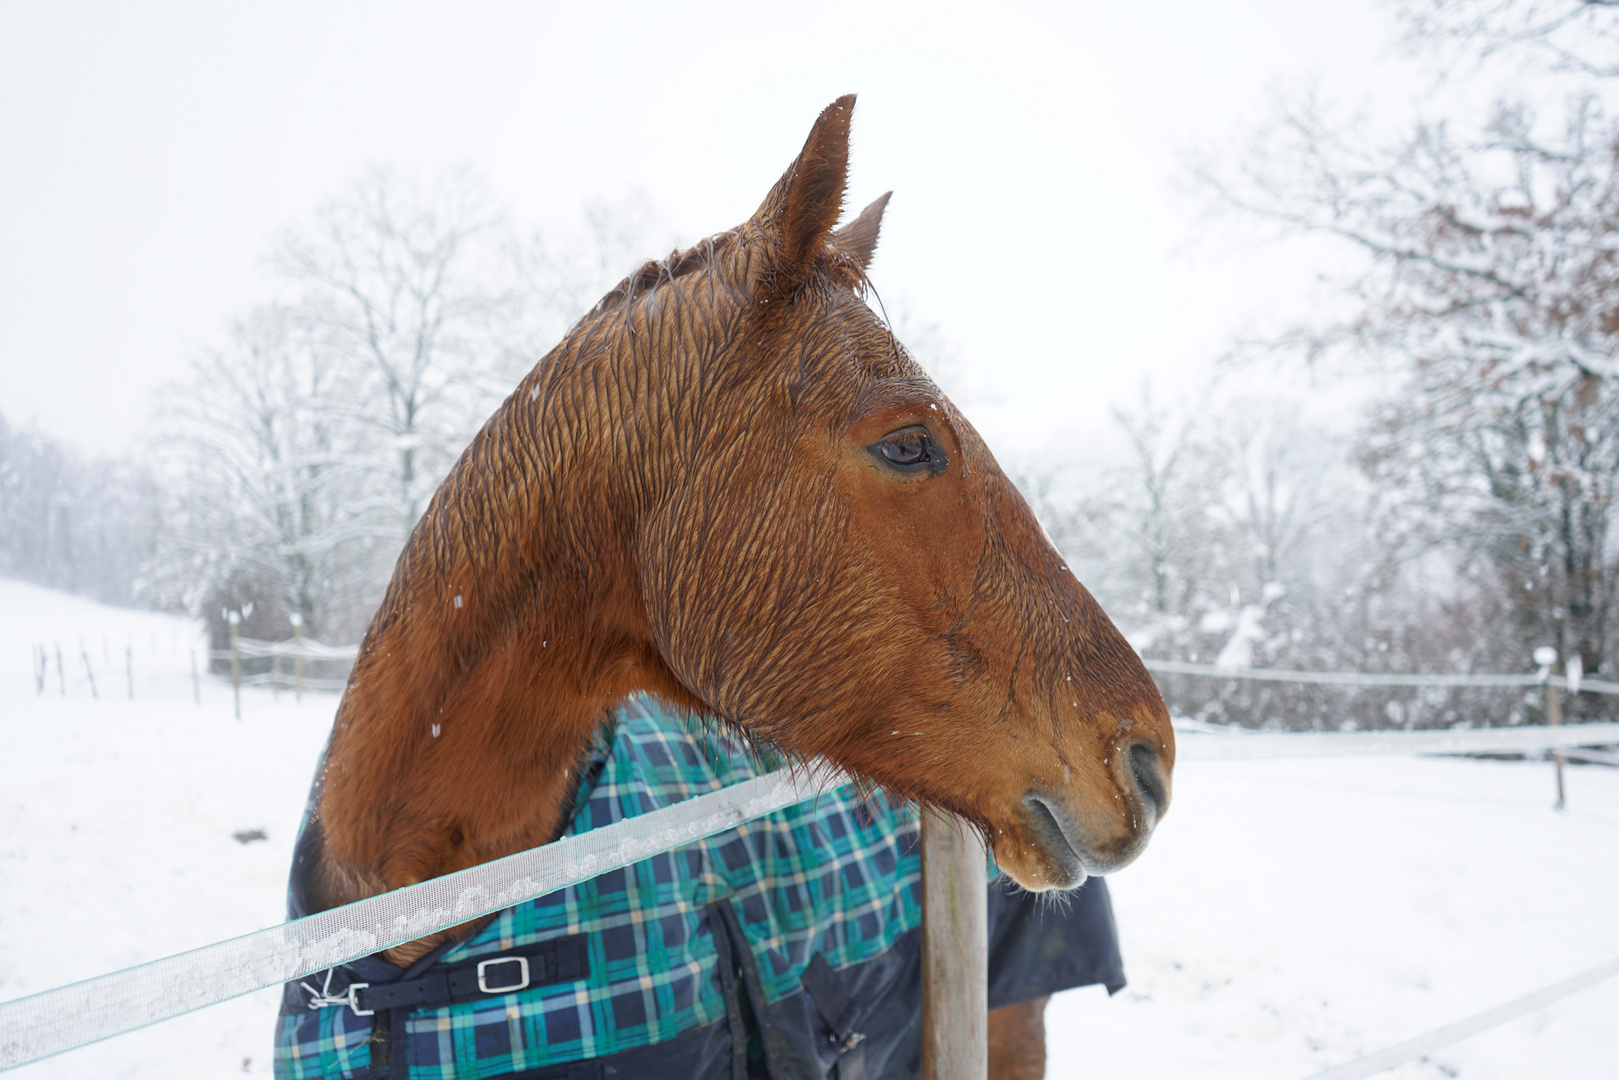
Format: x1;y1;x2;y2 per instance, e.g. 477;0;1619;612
1299;956;1619;1080
226;637;361;660
1143;658;1619;694
0;763;844;1072
1176;721;1619;761
1561;746;1619;766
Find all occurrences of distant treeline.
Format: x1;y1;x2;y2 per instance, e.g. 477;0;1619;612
0;413;160;607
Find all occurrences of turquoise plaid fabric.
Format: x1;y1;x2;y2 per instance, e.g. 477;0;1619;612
274;694;925;1079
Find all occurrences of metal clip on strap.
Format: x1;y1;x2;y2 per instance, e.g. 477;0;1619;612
304;934;587;1017
299;969;356;1012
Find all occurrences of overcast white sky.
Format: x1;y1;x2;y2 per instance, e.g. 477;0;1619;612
0;1;1434;463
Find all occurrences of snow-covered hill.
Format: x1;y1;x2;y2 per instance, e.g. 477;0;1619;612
1;578;1616;1078
0;578;334;1076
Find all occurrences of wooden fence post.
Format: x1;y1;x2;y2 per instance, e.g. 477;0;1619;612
228;611;242;721
191;646;201;706
1534;646;1564;810
920;807;988;1080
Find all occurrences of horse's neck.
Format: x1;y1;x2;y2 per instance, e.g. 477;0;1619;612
317;385;675;908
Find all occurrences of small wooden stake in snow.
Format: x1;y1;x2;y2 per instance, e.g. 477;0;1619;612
228;611;242;721
79;639;97;699
920;807;988;1080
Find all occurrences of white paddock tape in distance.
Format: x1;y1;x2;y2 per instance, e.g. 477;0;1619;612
1177;721;1619;761
1300;956;1619;1080
1562;746;1619;767
0;764;845;1072
1143;658;1619;695
228;637;360;661
234;672;352;691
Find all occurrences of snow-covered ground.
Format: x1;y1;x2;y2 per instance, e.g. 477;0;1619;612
2;578;1616;1079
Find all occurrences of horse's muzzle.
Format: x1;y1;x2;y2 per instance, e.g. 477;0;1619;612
1021;739;1169;887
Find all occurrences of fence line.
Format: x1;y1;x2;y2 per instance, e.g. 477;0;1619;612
185;638;1619;702
1142;658;1619;695
1175;721;1619;761
0;763;845;1071
212;646;1619;693
196;634;359;711
214;636;359;661
233;671;351;692
1299;955;1619;1080
1561;746;1619;766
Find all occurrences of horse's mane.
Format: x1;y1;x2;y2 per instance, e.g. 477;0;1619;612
589;223;872;326
592;230;742;318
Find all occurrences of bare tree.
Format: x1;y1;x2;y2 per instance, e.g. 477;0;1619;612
1395;0;1619;80
276;167;523;534
147;306;387;641
1055;386;1231;649
144;176;673;639
1043;387;1415;727
1217;397;1343;602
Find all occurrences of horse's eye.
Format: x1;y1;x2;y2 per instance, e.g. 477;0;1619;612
882;434;928;466
869;429;947;474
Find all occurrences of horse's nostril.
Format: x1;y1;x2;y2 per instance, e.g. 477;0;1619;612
1127;742;1167;822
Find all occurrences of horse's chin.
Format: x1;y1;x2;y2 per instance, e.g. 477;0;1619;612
990;836;1088;893
990;792;1155;892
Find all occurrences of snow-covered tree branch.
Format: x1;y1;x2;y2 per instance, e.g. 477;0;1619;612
1196;0;1619;691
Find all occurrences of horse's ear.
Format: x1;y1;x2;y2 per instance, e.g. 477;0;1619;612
830;191;891;271
753;94;855;294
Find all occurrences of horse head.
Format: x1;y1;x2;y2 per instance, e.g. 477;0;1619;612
624;96;1174;889
316;97;1172;929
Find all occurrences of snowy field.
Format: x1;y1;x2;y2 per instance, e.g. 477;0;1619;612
2;578;1617;1079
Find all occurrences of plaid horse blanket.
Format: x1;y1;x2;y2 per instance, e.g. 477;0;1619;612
274;695;1123;1080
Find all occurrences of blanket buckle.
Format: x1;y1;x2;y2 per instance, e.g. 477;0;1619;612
299;969;373;1016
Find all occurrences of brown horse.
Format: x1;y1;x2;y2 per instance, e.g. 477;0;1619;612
307;95;1173;1049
